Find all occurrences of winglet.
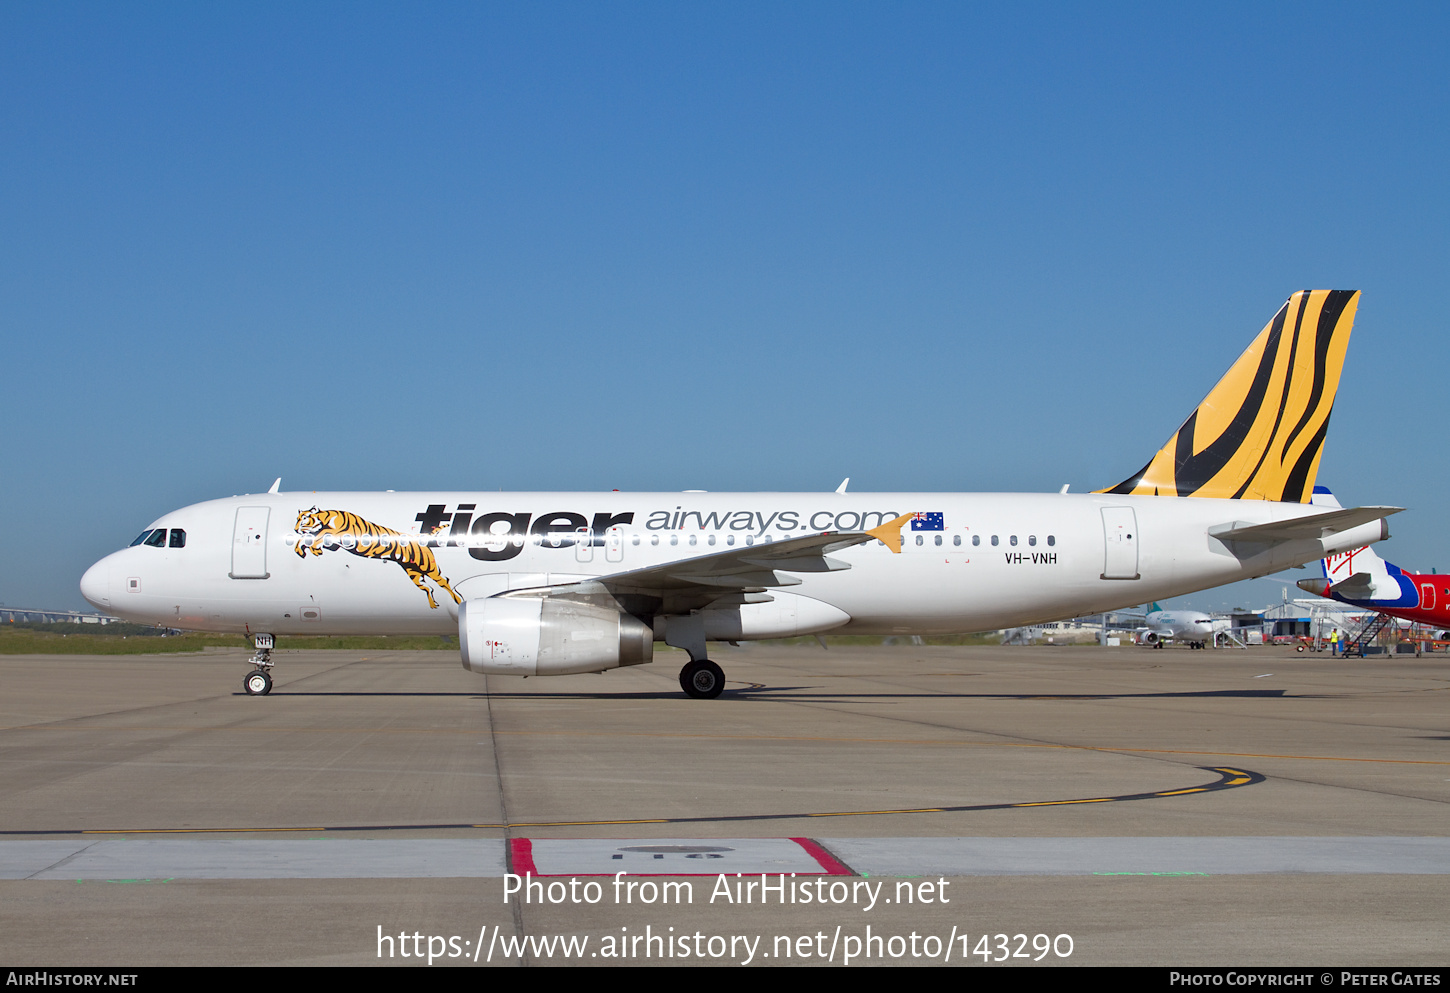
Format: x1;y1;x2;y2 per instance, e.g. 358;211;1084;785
1097;291;1358;502
268;478;282;494
865;512;915;554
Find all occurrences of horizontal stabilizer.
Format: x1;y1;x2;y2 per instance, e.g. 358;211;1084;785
1210;506;1400;544
1329;572;1377;600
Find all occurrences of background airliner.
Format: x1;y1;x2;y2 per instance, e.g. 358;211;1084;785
81;291;1399;698
1139;603;1231;649
1298;541;1450;637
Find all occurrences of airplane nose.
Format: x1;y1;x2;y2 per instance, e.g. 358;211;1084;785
80;559;111;608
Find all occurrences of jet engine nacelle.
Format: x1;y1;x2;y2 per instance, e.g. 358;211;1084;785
459;597;653;676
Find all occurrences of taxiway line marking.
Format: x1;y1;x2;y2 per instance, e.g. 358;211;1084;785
3;724;1444;766
1;767;1261;836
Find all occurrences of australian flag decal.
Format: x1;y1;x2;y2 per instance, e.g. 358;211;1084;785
910;512;944;531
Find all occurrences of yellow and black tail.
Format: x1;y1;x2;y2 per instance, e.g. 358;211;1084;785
1097;290;1358;503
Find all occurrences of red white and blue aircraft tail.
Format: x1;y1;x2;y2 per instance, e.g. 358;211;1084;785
1297;487;1426;612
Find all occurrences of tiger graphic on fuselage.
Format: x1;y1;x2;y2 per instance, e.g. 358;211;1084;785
294;508;462;610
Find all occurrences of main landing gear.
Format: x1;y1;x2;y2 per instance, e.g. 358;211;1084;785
679;659;725;699
664;616;727;699
244;633;274;695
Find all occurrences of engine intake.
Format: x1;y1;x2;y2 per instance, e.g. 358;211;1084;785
459;597;653;676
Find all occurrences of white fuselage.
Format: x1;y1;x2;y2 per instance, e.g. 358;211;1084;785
81;490;1386;639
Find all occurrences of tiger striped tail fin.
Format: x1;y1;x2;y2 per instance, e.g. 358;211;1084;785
1097;290;1359;502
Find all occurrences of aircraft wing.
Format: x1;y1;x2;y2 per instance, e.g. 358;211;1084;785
1209;506;1402;543
498;514;915;615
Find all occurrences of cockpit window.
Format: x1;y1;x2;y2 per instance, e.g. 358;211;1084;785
169;528;186;548
130;530;153;546
143;529;168;547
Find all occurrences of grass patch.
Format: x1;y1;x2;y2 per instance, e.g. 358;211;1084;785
0;621;1005;655
0;623;457;655
756;633;1003;647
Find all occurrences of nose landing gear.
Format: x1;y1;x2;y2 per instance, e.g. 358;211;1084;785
243;633;274;695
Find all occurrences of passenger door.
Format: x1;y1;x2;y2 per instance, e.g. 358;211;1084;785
230;507;271;579
1101;507;1139;580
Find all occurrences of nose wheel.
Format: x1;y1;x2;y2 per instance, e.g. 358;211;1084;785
679;659;725;699
244;633;275;695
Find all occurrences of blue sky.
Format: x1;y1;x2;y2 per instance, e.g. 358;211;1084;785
3;2;1446;615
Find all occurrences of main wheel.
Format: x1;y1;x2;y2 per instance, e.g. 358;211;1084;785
244;670;272;696
679;660;725;699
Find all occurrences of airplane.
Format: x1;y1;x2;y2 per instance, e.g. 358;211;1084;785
1139;602;1231;649
1297;539;1450;638
81;290;1401;699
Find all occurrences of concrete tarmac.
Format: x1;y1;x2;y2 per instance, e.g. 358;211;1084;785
1;643;1446;966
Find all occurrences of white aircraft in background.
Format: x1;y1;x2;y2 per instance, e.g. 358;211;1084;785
1140;602;1231;649
81;291;1399;698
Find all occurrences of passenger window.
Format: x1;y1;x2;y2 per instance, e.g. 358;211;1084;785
689;535;698;546
915;535;923;546
972;535;980;546
169;529;186;548
670;535;678;546
144;530;167;547
707;535;716;546
1010;535;1017;546
991;535;999;546
953;535;961;547
651;535;660;546
746;535;754;546
934;535;942;546
1028;535;1036;547
130;530;152;547
726;534;735;546
1047;535;1055;546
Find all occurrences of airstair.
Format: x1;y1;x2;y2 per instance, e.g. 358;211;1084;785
1341;612;1392;658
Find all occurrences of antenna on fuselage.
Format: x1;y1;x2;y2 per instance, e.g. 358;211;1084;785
836;478;849;494
268;478;281;494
